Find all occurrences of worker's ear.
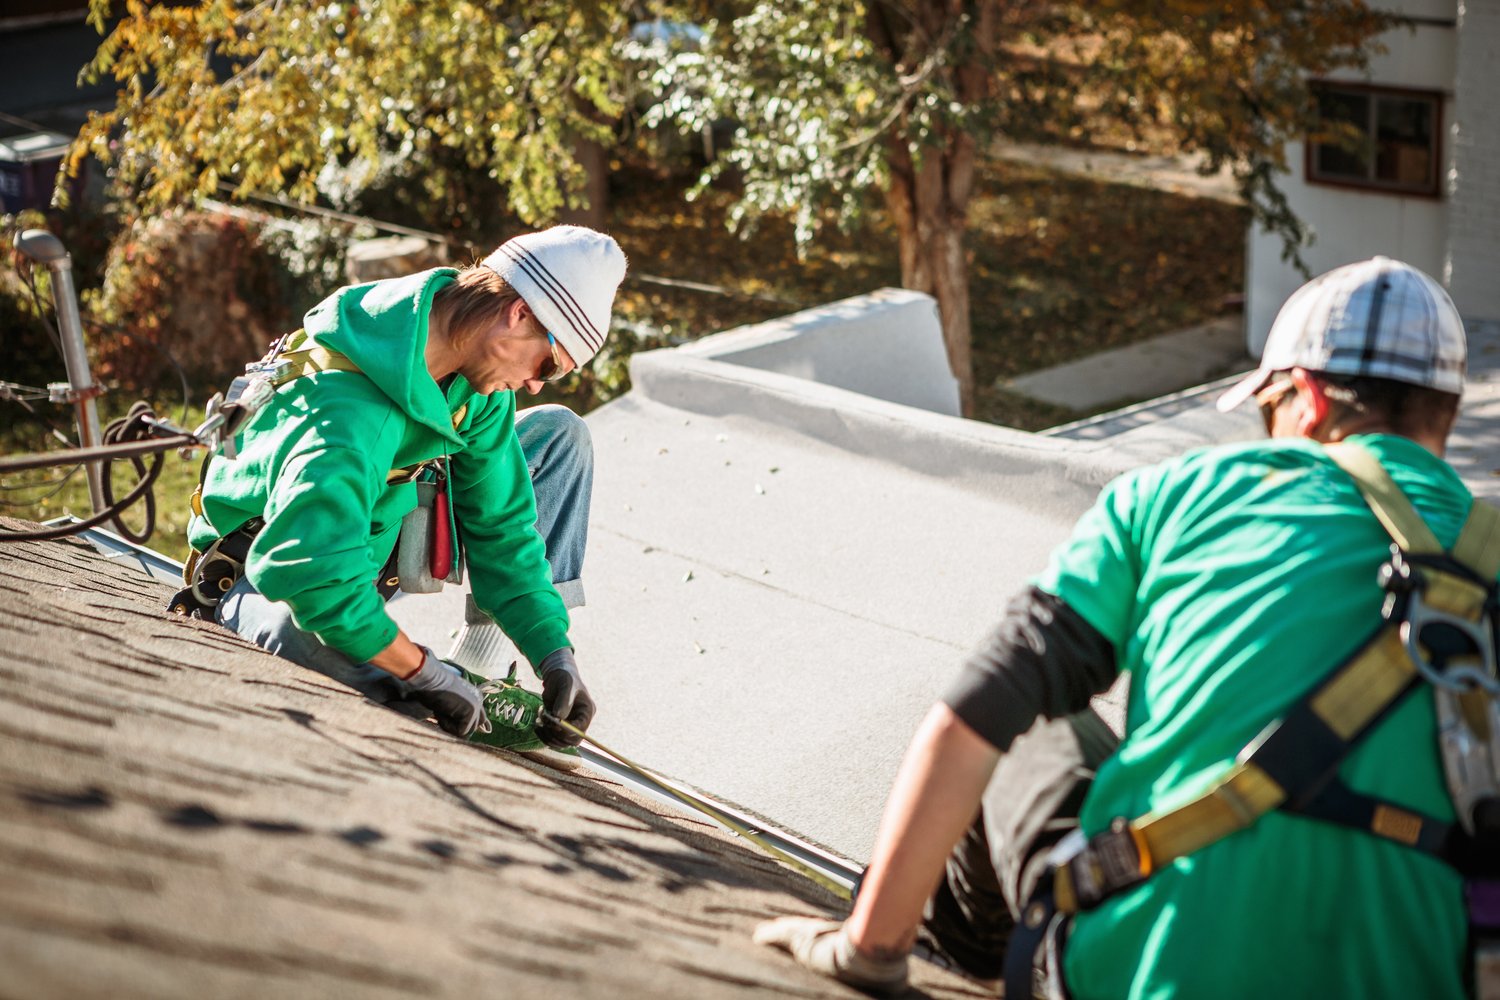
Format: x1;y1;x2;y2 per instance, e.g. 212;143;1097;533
509;296;533;327
1291;368;1330;438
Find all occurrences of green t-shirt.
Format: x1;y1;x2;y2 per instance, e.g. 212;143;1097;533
1036;434;1470;1000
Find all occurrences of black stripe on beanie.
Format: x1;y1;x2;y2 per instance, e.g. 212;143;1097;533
497;243;603;352
508;245;596;345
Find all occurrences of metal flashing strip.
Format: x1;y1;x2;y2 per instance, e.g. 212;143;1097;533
576;741;862;896
49;518;184;584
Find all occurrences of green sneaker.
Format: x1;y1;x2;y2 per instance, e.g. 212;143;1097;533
458;664;583;771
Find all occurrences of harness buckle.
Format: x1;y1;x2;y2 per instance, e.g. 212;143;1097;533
198;374;277;459
244;358;294;382
1380;548;1500;696
1061;817;1150;911
1380;551;1500;838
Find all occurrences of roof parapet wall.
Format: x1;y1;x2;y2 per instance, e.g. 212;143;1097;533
627;289;1240;508
674;288;961;416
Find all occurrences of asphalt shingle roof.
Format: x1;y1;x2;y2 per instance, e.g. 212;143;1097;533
0;522;978;999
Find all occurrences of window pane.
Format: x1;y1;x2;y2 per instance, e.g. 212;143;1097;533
1375;96;1433;187
1314;89;1372;179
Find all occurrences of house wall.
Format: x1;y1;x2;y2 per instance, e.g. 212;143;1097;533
1445;0;1500;322
1245;5;1460;353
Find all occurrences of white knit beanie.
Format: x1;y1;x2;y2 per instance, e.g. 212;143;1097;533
481;225;627;366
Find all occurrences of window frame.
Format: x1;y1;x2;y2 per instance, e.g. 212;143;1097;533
1305;81;1445;199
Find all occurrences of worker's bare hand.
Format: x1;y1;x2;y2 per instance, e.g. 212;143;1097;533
537;647;595;748
753;916;909;997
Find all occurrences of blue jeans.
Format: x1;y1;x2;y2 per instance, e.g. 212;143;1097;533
217;404;593;702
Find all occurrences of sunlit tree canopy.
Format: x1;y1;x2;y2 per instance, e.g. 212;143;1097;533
72;0;630;223
70;0;1392;413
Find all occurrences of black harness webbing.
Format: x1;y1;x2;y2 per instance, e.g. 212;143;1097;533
1006;443;1500;999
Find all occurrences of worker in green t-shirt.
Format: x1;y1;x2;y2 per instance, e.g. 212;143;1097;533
757;257;1476;998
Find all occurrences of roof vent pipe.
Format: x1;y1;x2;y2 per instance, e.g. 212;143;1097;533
13;229;107;516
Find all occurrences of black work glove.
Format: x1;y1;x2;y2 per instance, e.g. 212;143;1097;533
404;646;484;737
537;647;596;748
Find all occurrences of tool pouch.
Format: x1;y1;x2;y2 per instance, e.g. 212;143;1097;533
166;518;263;618
397;480;463;594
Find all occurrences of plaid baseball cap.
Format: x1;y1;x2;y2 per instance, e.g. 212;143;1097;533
1217;256;1466;412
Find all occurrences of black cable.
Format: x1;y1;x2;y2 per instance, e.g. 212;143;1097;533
0;391;77;447
0;464;80;506
0;403;192;543
0;433;196;473
98;400;159;544
0;387;82;507
0;446;162;542
17;257;67;359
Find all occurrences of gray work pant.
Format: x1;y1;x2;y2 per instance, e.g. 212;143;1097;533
920;709;1119;983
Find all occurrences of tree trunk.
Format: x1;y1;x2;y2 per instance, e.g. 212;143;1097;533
560;135;608;231
884;137;978;416
867;0;995;418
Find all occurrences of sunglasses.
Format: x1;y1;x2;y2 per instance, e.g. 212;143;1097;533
536;331;570;383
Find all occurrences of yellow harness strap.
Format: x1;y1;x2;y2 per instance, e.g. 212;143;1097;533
1056;441;1500;915
1455;500;1500;582
1328;442;1499;620
1323;442;1443;554
267;329;467;484
190;330;469;528
266;328;363;385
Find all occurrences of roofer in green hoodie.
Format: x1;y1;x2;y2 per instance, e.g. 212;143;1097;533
177;225;625;760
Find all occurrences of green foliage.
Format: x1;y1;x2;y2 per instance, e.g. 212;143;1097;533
641;3;893;245
60;0;1385;416
72;0;632;227
4;158;1245;554
650;0;1393;267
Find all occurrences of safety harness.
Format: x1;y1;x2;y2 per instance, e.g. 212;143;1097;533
1005;442;1500;998
168;329;462;618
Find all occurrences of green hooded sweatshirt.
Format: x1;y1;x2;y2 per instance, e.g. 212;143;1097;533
187;268;570;667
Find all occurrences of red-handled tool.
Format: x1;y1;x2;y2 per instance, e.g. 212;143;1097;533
430;479;453;579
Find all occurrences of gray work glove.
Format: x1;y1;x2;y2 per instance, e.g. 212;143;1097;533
537;647;596;748
405;646;484;737
754;917;909;997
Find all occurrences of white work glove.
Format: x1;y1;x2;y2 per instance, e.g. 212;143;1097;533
405;646;484;737
754;917;909;997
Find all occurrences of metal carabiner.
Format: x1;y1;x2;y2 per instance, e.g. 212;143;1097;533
1400;593;1500;695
